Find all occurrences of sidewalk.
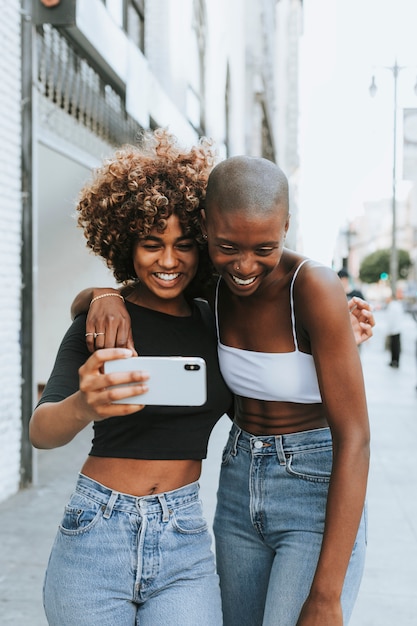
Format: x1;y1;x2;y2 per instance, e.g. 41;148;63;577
349;309;417;626
0;310;416;625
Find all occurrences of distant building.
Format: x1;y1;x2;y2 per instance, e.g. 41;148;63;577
333;107;417;292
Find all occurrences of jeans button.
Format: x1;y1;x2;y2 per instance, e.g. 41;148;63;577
254;440;263;449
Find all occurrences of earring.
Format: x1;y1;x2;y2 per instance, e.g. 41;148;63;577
202;233;208;240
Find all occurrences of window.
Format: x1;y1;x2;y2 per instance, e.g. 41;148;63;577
124;0;145;53
188;0;206;133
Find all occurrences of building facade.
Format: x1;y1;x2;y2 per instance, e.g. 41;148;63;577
0;0;23;502
0;0;303;502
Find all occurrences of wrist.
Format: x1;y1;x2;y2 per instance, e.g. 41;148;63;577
73;392;95;427
308;583;342;605
91;287;121;301
90;292;125;307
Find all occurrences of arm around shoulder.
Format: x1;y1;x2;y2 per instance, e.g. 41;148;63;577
71;287;135;353
71;286;123;320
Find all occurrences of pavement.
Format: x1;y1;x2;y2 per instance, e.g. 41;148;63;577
0;309;416;625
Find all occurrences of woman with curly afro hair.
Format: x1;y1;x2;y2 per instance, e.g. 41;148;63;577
30;128;233;626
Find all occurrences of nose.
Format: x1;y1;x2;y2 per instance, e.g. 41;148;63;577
159;246;179;269
235;252;255;274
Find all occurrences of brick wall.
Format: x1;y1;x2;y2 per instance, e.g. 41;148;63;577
0;0;23;502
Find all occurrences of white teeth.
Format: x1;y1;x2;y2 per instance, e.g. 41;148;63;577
231;275;256;286
155;273;180;282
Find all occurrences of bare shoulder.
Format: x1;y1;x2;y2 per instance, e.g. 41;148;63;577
296;258;340;291
295;259;348;318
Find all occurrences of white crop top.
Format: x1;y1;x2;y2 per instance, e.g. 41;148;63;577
215;259;322;403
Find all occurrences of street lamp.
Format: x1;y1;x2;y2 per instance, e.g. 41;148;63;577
369;61;417;297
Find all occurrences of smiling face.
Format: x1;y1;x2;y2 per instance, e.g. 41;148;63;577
132;213;199;313
203;203;289;296
202;155;290;297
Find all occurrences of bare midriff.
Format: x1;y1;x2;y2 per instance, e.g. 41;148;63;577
81;456;202;497
234;396;328;436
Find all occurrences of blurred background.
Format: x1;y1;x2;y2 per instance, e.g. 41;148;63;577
1;0;416;503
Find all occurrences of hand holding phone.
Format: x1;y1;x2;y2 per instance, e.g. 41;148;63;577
104;356;207;406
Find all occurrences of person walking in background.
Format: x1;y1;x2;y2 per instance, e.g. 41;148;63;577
385;295;404;368
337;268;365;300
29;129;232;626
73;147;373;626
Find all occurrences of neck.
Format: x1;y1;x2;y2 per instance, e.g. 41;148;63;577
128;285;192;317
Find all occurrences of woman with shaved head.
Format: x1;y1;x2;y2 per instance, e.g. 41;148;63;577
201;155;369;626
73;140;372;626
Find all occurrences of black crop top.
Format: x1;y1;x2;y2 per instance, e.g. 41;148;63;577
37;299;233;460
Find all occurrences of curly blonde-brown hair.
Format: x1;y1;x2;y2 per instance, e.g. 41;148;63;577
77;128;217;284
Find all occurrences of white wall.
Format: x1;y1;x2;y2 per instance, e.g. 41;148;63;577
0;0;23;501
36;143;117;384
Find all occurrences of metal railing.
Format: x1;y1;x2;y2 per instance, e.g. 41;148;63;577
35;24;142;148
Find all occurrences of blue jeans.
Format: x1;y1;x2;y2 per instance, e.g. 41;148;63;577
43;474;222;625
213;423;367;626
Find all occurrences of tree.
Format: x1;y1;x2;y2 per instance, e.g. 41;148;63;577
359;248;412;284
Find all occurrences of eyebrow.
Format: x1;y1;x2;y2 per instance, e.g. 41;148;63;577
141;234;194;243
216;237;279;246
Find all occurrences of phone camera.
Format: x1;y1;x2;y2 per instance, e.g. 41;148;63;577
185;363;200;371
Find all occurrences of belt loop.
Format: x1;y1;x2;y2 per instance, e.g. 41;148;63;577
103;491;118;519
157;494;170;522
275;435;286;465
230;423;241;456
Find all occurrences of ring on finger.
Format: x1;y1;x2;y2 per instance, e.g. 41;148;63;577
85;332;106;339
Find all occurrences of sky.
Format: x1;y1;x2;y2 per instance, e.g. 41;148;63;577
298;0;417;265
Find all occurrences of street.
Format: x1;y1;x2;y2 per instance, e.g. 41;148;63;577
0;309;416;625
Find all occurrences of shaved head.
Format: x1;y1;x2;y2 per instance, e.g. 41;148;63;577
205;155;289;217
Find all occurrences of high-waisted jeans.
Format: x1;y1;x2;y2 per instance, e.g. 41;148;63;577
213;423;367;626
43;474;222;625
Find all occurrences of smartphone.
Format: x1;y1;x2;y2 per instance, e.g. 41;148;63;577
104;356;207;406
